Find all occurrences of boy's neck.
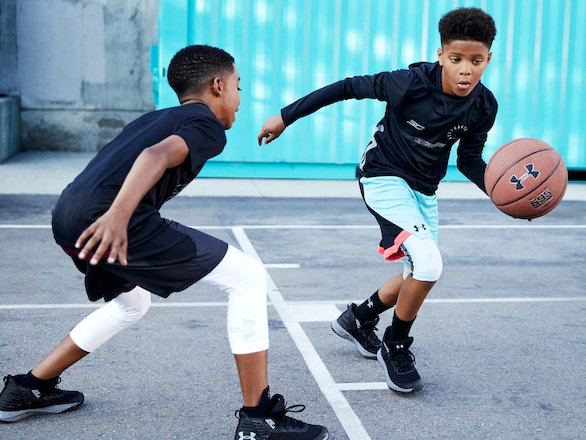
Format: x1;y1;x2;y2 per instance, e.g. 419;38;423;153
180;98;207;106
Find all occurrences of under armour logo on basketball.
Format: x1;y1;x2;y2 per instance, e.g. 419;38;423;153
237;432;256;440
510;164;540;190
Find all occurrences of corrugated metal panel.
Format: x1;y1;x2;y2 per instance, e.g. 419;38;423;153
153;0;586;178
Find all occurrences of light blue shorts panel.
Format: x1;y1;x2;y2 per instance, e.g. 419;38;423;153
359;176;439;242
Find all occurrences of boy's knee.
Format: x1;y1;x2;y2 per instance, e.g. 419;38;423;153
111;288;152;325
403;237;443;282
133;293;152;318
241;256;267;292
412;246;443;281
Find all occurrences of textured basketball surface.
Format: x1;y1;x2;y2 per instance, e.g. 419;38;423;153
484;138;568;219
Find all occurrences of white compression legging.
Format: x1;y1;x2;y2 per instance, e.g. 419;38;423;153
400;235;443;282
69;245;269;355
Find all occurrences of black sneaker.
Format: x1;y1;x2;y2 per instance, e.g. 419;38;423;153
0;375;84;422
377;335;423;393
331;303;381;358
234;394;328;440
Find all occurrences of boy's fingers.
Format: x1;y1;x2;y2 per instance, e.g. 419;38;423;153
259;131;278;145
107;241;120;264
90;238;111;265
79;233;100;260
75;224;96;249
118;243;128;266
106;238;127;265
257;127;271;145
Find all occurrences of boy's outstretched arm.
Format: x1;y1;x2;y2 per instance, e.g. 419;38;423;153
258;74;395;146
257;115;286;145
76;135;189;266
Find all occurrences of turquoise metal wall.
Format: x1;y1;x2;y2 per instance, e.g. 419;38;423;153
152;0;586;179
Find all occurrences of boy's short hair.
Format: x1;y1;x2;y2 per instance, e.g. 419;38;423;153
439;7;497;49
167;45;235;100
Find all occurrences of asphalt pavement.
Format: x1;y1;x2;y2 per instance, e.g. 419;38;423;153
1;152;585;440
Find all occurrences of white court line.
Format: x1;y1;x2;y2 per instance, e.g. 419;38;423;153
422;297;586;304
264;263;301;269
338;382;388;391
287;303;341;322
1;224;585;230
231;226;372;440
288;297;586;305
0;302;230;310
0;224;52;228
2;296;585;310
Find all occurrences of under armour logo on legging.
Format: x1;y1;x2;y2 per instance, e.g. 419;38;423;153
237;432;256;440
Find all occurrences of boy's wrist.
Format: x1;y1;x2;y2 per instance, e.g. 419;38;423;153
107;203;133;222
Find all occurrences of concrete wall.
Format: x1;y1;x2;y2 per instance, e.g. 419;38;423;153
0;0;157;152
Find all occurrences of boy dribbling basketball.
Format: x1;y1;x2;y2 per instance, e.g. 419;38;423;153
258;7;498;393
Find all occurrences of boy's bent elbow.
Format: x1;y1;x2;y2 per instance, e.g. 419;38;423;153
145;135;190;169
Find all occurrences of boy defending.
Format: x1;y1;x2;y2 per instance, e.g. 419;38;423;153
258;8;497;393
0;45;328;440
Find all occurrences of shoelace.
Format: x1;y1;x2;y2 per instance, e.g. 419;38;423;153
390;348;416;373
40;388;64;399
234;403;308;430
38;377;62;398
274;404;307;430
358;321;381;348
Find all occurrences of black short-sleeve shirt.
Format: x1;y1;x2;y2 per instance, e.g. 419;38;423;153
51;103;229;301
52;103;226;246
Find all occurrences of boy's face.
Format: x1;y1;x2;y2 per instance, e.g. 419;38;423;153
217;65;241;129
437;40;492;97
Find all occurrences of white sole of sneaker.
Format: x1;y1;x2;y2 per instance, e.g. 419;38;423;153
0;401;83;423
331;320;378;359
376;349;423;394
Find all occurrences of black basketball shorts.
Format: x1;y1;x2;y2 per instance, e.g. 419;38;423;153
59;219;228;302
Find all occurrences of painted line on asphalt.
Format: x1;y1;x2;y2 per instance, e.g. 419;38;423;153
1;224;585;230
294;297;586;305
264;263;301;269
338;382;389;391
2;296;585;310
232;226;372;440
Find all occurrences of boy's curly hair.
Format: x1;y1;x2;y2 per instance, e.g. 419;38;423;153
439;7;497;48
167;45;235;101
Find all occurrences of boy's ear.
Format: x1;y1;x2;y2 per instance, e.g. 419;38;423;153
437;47;443;66
211;77;223;96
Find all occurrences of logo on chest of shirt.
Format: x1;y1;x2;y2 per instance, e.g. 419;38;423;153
407;119;426;131
447;124;469;140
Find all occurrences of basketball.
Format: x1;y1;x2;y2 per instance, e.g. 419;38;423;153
484;138;568;219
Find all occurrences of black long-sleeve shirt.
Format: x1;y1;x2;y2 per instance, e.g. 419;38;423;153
281;62;497;195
